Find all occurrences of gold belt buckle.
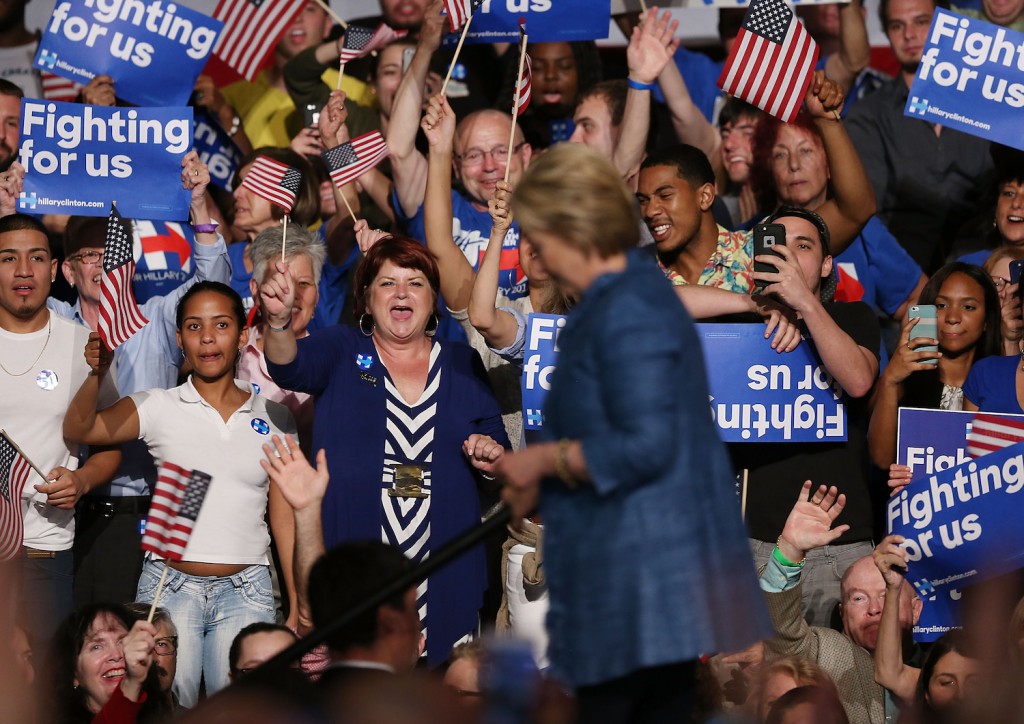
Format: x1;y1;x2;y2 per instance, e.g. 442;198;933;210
389;464;429;498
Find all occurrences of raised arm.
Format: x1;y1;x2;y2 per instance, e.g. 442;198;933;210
388;0;446;217
805;71;876;255
260;261;299;366
261;434;329;636
825;0;871;94
421;93;475;310
468;181;520;348
614;8;680;180
63;333;141;446
872;535;921;702
754;244;878;397
867;316;937;468
317;92;361;253
657;55;720;171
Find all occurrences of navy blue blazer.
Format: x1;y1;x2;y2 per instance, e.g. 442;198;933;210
541;251;772;687
267;326;509;665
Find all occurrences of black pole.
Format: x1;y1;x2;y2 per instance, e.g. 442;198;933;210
255;502;512;673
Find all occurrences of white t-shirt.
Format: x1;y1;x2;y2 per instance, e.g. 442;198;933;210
130;378;295;565
0;313;109;550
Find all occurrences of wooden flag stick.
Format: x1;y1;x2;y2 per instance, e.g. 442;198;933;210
505;30;528;184
740;468;749;522
311;0;348;29
281;216;289;262
0;429;50;484
337;62;346;90
338;186;358;222
441;14;475;97
638;0;649;13
146;564;170;623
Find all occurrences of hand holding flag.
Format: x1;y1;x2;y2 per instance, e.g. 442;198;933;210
98;204;148;350
717;0;819;123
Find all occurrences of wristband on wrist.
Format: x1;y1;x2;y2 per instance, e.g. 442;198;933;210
556;439;579;490
627;78;656;91
268;316;292;332
773;538;805;567
193;221;218;234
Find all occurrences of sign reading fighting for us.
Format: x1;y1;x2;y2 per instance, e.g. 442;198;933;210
18;99;193;221
446;0;610;45
522;319;846;441
34;0;222;108
889;442;1024;633
903;9;1024;151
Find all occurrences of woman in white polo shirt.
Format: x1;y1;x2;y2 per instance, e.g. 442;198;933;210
63;281;295;707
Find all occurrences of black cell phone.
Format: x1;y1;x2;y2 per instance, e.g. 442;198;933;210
303;103;320;128
753;223;787;281
1010;259;1024;285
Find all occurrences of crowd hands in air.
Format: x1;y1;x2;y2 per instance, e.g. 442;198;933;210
3;0;1024;721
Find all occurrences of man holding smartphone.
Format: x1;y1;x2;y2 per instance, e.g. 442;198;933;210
735;205;882;628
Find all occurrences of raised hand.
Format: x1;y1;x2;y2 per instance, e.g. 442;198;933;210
778;480;850;563
261;434;329;512
627;7;681;86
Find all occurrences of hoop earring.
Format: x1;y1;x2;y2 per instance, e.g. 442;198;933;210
359;313;375;337
425;313;439;337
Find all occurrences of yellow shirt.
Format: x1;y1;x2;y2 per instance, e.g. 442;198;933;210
222;69;375;150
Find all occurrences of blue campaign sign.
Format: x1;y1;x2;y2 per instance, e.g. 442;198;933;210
888;442;1024;638
18;99;193;221
903;9;1024;151
446;0;610;45
193;109;242;192
34;0;222;108
896;407;974;478
521;313;565;430
521;319;847;441
698;324;847;443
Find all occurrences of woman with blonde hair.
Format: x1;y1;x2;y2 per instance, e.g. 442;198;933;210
496;144;768;722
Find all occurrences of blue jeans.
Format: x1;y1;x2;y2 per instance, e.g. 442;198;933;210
136;559;274;707
750;538;874;628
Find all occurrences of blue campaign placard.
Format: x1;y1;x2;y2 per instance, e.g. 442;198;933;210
18;99;193;221
888;442;1024;638
698;324;847;443
192;108;242;192
903;9;1024;151
445;0;611;45
521;319;847;441
521;313;565;430
34;0;222;108
896;407;974;478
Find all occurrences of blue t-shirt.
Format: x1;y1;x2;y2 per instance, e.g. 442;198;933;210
833;216;921;317
958;249;992;267
964;354;1023;413
395;189;528;342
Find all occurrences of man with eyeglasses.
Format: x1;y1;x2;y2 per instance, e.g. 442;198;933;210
44;155;231;609
126;602;180;703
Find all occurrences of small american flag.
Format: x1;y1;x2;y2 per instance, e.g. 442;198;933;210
241;155;303;213
322;131;390;189
717;0;818;123
339;24;409;65
98;204;148;349
512;24;531;114
213;0;306;81
0;431;32;562
443;0;483;33
41;71;80;102
967;413;1024;459
142;462;212;561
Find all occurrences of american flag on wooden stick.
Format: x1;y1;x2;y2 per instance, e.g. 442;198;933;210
213;0;306;81
322;131;390;189
339;24;408;65
512;24;531;114
0;431;32;561
716;0;818;123
967;414;1024;459
241;155;302;213
142;462;213;561
98;204;148;349
443;0;483;33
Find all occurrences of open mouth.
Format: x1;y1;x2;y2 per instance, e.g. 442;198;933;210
102;668;126;680
13;283;34;297
648;221;672;242
391;305;413;321
542;92;563;105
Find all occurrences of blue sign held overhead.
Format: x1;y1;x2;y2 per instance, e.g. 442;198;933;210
18;99;193;221
192;108;242;192
444;0;611;45
904;9;1024;151
34;0;222;108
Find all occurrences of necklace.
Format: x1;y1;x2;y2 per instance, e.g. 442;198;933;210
0;316;52;377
